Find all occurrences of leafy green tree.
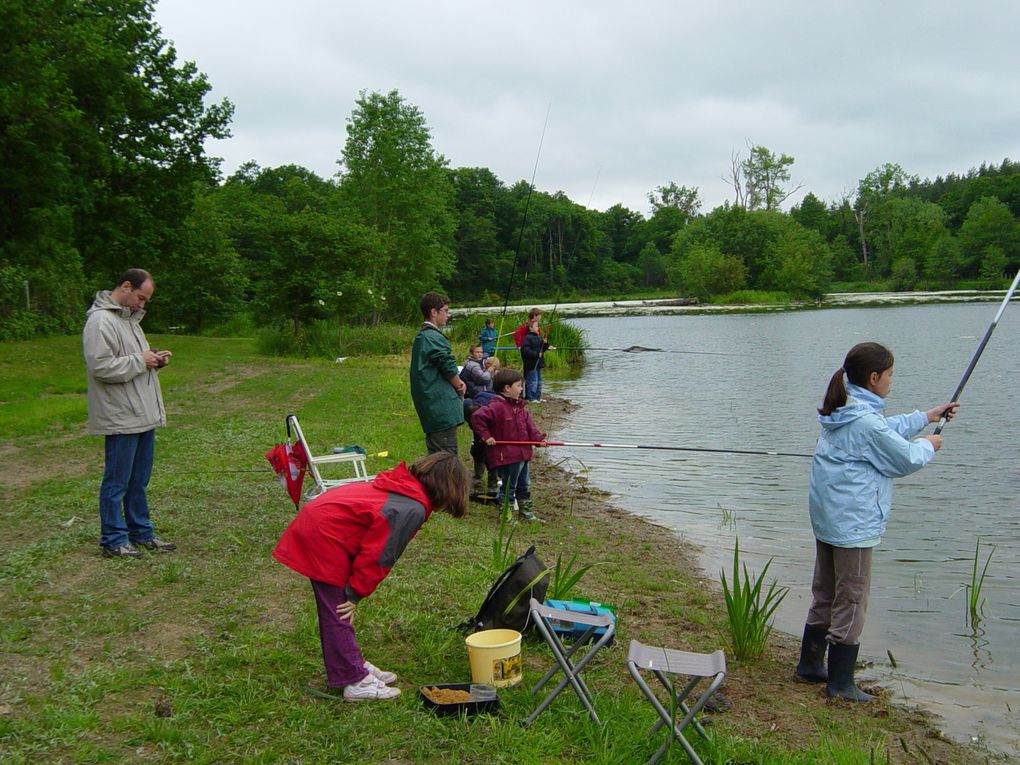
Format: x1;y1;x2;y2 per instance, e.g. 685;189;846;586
979;245;1007;282
790;192;829;235
648;182;701;219
853;164;917;270
890;257;918;290
215;163;379;334
923;233;962;285
726;143;801;211
958;196;1019;276
668;242;746;300
444;167;511;301
636;242;667;287
0;0;232;336
151;188;248;333
338;90;455;319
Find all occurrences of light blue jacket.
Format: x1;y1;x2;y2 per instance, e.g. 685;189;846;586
808;383;935;546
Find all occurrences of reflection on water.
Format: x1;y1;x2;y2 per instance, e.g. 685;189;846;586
548;305;1020;756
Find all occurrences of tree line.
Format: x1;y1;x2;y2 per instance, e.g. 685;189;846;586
3;0;1020;340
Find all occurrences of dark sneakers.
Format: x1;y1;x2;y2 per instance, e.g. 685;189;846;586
102;543;144;559
136;538;177;552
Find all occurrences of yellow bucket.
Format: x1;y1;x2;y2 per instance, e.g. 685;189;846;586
465;629;523;687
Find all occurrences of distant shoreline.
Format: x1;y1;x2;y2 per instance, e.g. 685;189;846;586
453;290;1013;319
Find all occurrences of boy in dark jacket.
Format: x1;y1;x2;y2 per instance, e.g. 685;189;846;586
471;369;547;522
520;318;552;402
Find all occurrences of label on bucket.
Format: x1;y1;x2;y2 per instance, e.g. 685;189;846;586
493;652;522;683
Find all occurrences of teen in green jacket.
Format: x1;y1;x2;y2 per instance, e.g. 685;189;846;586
409;292;465;455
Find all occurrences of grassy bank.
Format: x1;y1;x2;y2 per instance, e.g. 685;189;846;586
0;336;1001;764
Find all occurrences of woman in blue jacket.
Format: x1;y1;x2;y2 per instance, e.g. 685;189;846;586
795;342;956;701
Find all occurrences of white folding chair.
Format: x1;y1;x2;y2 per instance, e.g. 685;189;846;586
523;598;617;727
627;640;726;765
286;414;373;497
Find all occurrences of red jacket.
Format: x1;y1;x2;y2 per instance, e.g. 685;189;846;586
272;463;432;602
512;322;544;348
470;395;546;469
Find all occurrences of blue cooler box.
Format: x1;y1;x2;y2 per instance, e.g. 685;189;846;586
543;599;617;645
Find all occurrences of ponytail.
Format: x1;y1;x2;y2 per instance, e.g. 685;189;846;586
818;367;847;415
818;342;895;415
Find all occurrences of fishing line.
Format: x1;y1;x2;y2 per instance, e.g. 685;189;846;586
934;270;1020;435
494;440;812;459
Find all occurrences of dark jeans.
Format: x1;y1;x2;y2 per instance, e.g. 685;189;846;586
496;460;531;505
524;369;542;401
425;425;459;456
99;430;156;548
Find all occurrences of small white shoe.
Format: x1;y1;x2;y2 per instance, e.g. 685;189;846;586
343;673;401;702
364;660;397;685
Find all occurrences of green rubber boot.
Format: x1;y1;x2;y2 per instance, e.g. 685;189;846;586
518;500;541;523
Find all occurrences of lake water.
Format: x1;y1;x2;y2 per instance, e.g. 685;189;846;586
546;305;1020;755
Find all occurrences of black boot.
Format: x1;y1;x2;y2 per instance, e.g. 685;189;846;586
794;624;828;683
825;642;873;702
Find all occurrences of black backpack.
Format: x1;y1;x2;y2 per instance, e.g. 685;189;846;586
462;546;550;632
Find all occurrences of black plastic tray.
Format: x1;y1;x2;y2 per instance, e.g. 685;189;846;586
419;683;499;716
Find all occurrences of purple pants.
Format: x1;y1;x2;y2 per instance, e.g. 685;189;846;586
310;579;369;688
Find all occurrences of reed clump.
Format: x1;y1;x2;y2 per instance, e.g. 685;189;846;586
720;537;788;661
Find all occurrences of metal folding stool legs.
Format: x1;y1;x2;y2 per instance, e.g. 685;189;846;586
627;639;726;765
523;598;616;726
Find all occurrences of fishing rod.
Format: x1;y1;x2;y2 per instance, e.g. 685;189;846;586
492;345;737;356
496;104;552;345
493;440;812;459
934;270;1020;435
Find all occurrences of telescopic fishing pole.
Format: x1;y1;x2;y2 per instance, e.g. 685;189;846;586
492;345;737;356
934;270;1020;435
493;440;812;459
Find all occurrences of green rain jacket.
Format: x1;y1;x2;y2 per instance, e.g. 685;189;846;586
409;323;464;435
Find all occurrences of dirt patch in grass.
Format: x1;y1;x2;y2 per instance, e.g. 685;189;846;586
528;396;1000;765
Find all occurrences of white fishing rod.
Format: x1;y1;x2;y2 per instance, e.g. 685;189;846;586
934;270;1020;435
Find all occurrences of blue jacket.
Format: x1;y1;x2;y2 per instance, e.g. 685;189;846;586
808;383;935;546
478;326;498;356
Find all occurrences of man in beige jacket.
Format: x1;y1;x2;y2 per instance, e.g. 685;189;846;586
83;269;176;559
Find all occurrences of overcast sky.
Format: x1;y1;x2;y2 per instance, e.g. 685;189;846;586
153;0;1020;216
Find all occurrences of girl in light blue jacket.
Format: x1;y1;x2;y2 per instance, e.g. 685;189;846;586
795;342;956;702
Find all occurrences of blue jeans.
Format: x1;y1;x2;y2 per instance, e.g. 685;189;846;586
99;430;156;548
524;369;542;401
496;460;531;505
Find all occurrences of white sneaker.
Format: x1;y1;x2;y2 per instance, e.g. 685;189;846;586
364;660;397;685
343;673;401;702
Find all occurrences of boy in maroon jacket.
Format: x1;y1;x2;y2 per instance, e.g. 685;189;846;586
470;368;547;522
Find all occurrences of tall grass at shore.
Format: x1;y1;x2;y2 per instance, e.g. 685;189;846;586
253;314;586;369
0;336;990;764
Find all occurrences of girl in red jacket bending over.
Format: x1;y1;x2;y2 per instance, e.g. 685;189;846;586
273;452;469;701
471;368;547;523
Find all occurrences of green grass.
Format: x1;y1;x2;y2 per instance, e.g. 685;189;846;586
0;335;993;764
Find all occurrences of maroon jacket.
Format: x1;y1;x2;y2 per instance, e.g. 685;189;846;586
272;463;432;602
471;394;546;469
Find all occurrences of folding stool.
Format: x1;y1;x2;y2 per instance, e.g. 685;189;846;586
627;639;726;765
522;598;617;726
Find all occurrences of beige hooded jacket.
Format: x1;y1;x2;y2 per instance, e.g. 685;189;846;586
82;290;166;435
